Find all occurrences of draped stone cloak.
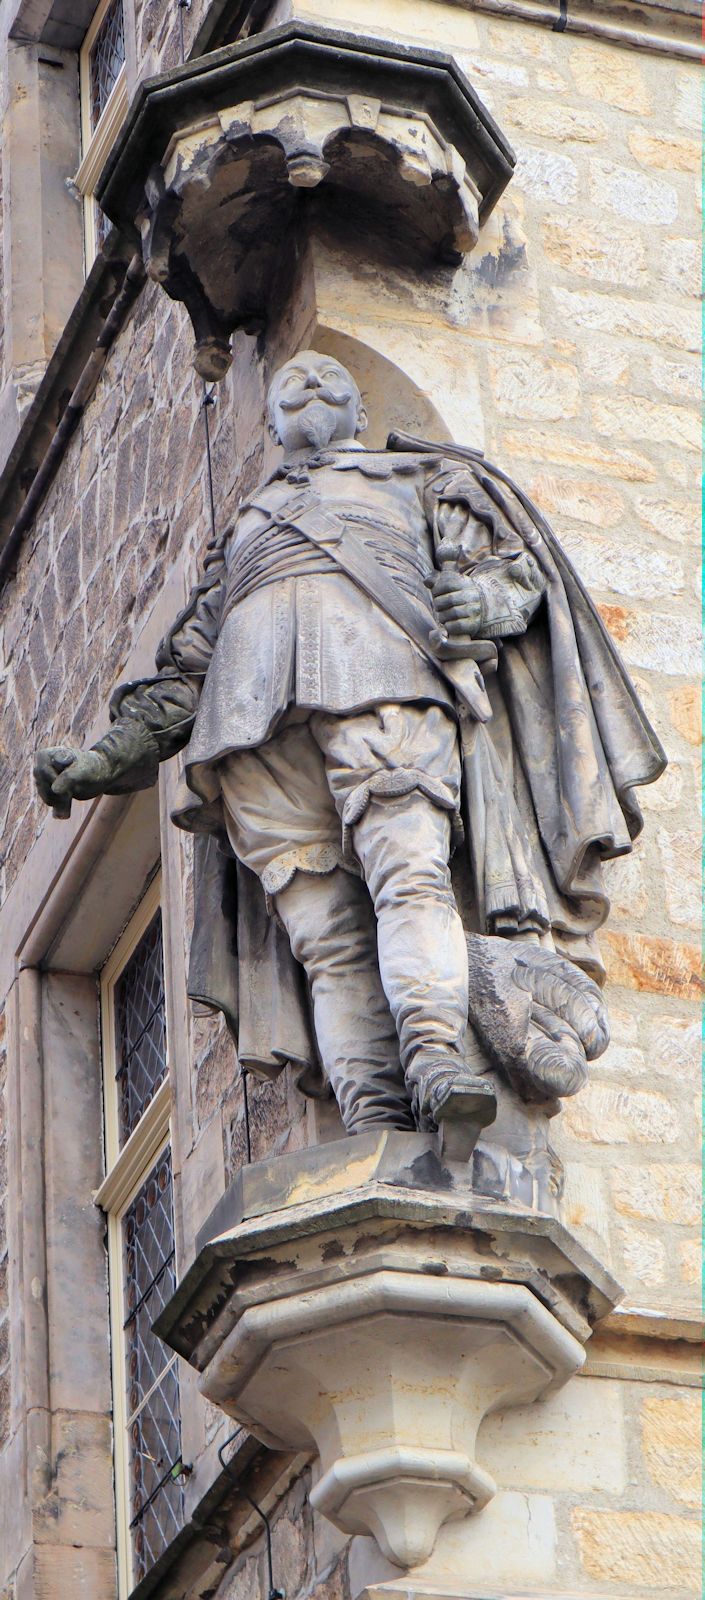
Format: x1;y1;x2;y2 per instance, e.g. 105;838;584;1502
105;441;665;1094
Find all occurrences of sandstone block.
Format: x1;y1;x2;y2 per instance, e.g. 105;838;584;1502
668;684;701;745
572;1508;700;1589
487;21;557;57
504;427;656;483
34;1411;115;1548
596;601;629;641
489;352;580;420
508;99;606;143
481;1376;626;1495
629;129;700;174
649;1014;700;1078
514;146;578;207
560;1161;611;1247
623;604;693;668
640;761;683;812
413;1490;557;1589
596;604;699;676
660;237;701;298
592;393;700;452
319;0;481;49
602;852;648;919
656;828;701;929
581;343;630;385
542;216;647;288
563;532;681;601
561;1082;679;1145
457;50;528;88
611;1163;700;1227
641;1393;701;1509
598;1044;646;1080
589;157;678;226
602;931;702;1002
678;1238;700;1286
618;1222;666;1288
526;471;624;529
675;71;701;132
552;287;699;353
648;352;700;402
33;1545;117;1600
568;41;650;114
635;496;695;545
536;66;569;94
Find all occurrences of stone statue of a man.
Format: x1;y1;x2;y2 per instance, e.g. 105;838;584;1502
35;352;665;1150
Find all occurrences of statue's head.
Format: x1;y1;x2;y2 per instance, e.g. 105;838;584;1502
267;351;367;453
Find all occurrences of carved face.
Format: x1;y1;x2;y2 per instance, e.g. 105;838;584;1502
267;351;367;452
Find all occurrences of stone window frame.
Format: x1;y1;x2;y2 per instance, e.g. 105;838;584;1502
75;0;129;271
94;871;187;1597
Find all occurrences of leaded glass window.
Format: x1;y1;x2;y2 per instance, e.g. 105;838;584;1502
99;881;185;1597
88;0;126;131
78;0;128;272
124;1150;185;1583
114;911;168;1145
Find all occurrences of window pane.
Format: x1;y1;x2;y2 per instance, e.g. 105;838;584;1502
124;1150;177;1410
114;910;167;1144
123;1149;184;1583
89;0;125;130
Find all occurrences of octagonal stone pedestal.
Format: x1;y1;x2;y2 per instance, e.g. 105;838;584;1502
97;22;515;379
156;1132;620;1573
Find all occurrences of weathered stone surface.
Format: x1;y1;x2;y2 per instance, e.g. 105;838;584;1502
580;343;630;386
481;1375;626;1495
592;393;700;452
678;1238;700;1286
641;1392;701;1509
560;530;681;601
514;147;578;207
504;427;657;483
507;100;606;144
649;1014;700;1079
629;129;700;174
601;931;702;1001
527;472;625;530
567;42;651;114
552;287;699;352
618;1222;666;1288
561;1083;679;1146
572;1507;700;1589
668;684;701;745
660;236;701;298
489;352;580;420
542;216;647;288
656;828;700;929
640;761;683;812
611;1163;700;1227
595;606;699;677
648;352;700;402
602;852;648;920
674;72;701;132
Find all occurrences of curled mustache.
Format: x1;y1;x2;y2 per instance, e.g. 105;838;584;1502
279;385;351;411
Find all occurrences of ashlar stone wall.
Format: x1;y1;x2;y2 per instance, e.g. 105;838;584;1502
0;6;700;1600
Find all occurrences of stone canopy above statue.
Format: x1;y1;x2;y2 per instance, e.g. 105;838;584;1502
97;22;515;378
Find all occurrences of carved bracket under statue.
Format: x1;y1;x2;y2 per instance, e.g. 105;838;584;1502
156;1134;620;1572
97;23;515;378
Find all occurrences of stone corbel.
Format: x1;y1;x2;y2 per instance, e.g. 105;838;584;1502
156;1133;620;1575
97;23;515;379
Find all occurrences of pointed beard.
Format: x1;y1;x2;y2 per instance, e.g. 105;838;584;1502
298;400;338;450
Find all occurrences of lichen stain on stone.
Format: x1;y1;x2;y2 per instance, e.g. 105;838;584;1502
475;220;528;288
321;1235;347;1262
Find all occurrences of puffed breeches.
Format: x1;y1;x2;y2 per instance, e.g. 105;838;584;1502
218;703;469;1131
